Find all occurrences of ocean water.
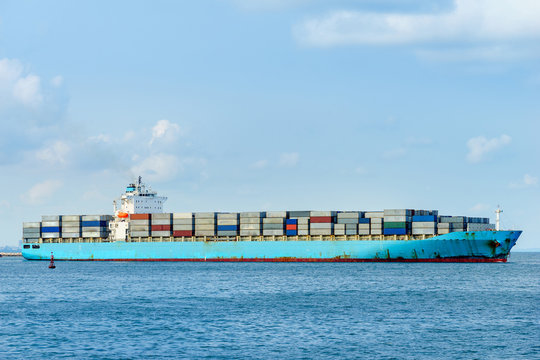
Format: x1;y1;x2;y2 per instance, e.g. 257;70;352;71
1;253;539;359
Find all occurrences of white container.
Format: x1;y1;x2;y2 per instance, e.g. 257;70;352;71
23;222;41;228
217;213;238;220
194;218;215;225
310;223;333;229
240;230;260;236
195;224;215;231
240;224;260;230
152;213;171;220
173;219;193;225
217;219;238;226
173;212;193;219
266;211;287;218
194;212;215;219
152;231;171;237
151;219;171;225
263;218;284;224
240;218;261;224
262;229;284;236
310;211;333;217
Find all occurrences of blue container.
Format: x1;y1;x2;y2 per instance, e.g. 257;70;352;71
286;219;298;225
217;225;237;231
42;226;60;233
286;230;298;236
412;215;437;222
82;220;107;227
384;228;407;235
358;218;370;224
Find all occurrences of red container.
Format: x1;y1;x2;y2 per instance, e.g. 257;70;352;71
173;230;192;237
130;213;150;220
286;224;297;230
152;225;172;231
310;216;332;223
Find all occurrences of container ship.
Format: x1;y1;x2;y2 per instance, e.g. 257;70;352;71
21;177;521;262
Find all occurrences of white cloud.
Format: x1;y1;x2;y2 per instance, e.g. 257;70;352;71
0;58;43;107
509;174;538;189
252;159;268;169
35;141;70;164
131;153;181;182
88;134;111;143
416;45;537;62
466;134;511;163
295;0;540;49
149;119;181;145
51;75;63;87
279;152;299;167
22;180;63;204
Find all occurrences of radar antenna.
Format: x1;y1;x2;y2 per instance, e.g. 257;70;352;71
495;205;503;231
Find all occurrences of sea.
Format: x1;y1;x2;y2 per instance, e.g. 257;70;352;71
1;253;539;359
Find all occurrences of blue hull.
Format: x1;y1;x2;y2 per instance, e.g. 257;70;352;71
22;231;520;262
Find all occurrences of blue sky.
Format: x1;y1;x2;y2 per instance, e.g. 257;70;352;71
0;0;539;249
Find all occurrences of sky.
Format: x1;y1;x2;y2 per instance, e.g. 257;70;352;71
0;0;539;249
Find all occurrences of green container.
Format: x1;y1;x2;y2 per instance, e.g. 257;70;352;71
384;221;407;229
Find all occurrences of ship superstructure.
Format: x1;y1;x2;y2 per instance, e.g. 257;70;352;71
21;178;521;262
109;177;167;241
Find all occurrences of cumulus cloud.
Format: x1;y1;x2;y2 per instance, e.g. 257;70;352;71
51;75;63;87
252;159;268;169
466;134;511;163
509;174;538;189
131;153;181;182
35;141;70;164
22;180;63;204
296;0;540;46
279;152;299;167
0;58;43;108
149;119;181;145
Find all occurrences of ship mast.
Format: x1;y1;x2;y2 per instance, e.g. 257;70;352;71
495;205;503;231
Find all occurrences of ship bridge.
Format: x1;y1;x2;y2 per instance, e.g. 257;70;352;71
115;176;167;214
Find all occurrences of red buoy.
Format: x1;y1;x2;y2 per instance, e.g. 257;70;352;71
49;253;56;269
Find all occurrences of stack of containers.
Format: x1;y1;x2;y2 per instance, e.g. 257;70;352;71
217;213;239;236
411;214;437;235
194;212;216;236
263;211;285;236
467;217;493;231
309;211;334;236
172;213;193;237
365;211;384;235
383;209;412;235
334;223;346;235
439;216;467;233
285;219;297;236
358;217;370;235
129;214;151;237
288;211;310;235
239;212;262;236
41;215;61;239
336;212;360;235
82;215;112;238
61;215;81;238
152;213;172;237
22;222;41;242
